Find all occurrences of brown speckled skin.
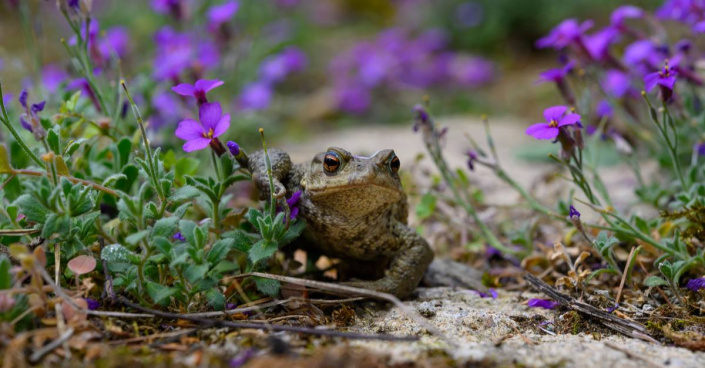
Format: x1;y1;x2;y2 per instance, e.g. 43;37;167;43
248;146;434;299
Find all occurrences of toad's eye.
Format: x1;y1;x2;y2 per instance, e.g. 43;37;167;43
323;152;341;173
389;154;400;174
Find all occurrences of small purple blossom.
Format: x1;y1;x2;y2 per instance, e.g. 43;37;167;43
175;102;230;152
527;298;559;309
207;1;239;30
536;19;593;50
239;82;273;111
172;79;224;106
694;142;705;157
18;89;28;109
0;294;16;313
686;277;705;291
152;0;183;19
173;232;186;242
287;190;302;220
644;61;678;92
526;106;581;140
466;150;478;171
227;141;240;156
475;288;498;299
20;116;32;132
84;298;100;310
611;6;644;27
596;100;613;120
584;27;619;61
569;205;580;219
603;70;633;98
335;83;370;115
41;64;69;93
259;47;307;84
537;61;575;84
606;304;619;313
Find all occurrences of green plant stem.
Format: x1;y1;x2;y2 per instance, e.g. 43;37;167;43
122;82;165;201
259;129;277;219
495;168;565;222
0;81;46;169
211;149;222;181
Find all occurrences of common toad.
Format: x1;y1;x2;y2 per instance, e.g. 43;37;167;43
247;146;434;299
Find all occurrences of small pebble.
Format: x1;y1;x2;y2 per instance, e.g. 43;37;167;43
417;301;437;317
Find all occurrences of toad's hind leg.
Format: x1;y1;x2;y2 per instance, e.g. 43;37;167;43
342;221;433;299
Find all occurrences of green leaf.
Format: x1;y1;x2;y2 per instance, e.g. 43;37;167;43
277;219;306;246
47;128;60;154
66;90;81;111
42;213;70;238
117;138;132;169
152;216;179;238
101;244;139;272
0;255;11;289
248;239;278;265
254;277;280;296
146;281;179;305
415;193;437;219
13;194;49;223
102;174;127;187
168;186;200;201
206;288;226;310
64;138;86;157
207;238;234;264
0;143;13;174
184;263;209;284
175;157;199;182
644;276;669;287
125;230;150;246
231;230;256;253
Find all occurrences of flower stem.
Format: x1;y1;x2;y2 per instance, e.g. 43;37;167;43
259;128;277;219
0;81;46;169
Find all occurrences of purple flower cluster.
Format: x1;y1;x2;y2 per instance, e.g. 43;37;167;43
238;47;307;111
18;89;47;140
330;28;494;114
152;27;220;82
69;19;130;67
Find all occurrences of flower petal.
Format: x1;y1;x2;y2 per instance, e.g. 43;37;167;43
212;114;231;138
528;298;559;309
194;79;224;93
543;106;568;122
183;137;211;152
172;83;196;96
643;72;660;91
558;113;581;127
658;75;677;90
175;119;204;140
526;123;558;140
199;102;223;130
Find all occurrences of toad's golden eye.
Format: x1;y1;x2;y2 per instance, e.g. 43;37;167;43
323;152;341;173
389;154;400;174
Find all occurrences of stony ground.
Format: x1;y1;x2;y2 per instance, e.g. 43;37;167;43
255;115;702;367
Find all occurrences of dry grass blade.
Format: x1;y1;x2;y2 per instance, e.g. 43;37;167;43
239;272;455;348
28;327;75;364
523;274;658;343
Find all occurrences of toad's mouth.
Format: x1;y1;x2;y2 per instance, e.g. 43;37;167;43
306;183;403;198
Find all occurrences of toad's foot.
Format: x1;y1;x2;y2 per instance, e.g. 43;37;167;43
422;258;487;293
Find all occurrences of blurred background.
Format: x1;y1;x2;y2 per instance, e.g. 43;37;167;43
0;0;661;148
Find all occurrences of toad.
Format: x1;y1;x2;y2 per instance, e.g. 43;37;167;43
247;146;434;299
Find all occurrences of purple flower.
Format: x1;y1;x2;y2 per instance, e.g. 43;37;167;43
227;141;240;156
152;27;220;81
173;232;186;242
20;116;32;132
537;60;575;84
603;70;632;98
475;289;498;299
584;27;619;61
239;82;272;111
259;47;307;84
152;0;183;19
226;302;237;310
68;0;81;10
98;27;130;60
695;142;705;157
84;298;100;310
526;106;581;140
41;64;69;93
606;304;619;313
596;100;613;119
536;19;593;50
466;150;478;171
569;205;580;219
286;190;302;220
644;61;677;101
229;349;256;368
623;40;657;67
18;89;28;109
207;1;239;30
686;277;705;291
527;298;559;309
611;6;644;27
172;79;224;106
335;83;371;115
448;56;494;87
175;102;230;152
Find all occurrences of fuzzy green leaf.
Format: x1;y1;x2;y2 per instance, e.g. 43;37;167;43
206;288;226;311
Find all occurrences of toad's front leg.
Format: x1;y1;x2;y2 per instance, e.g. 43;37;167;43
343;221;434;299
248;148;291;199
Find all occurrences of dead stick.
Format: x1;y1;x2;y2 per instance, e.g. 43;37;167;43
28;327;75;364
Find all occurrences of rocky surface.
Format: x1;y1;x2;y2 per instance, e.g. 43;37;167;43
344;287;705;368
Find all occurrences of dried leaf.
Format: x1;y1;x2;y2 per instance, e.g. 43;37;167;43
67;255;96;276
33;246;46;268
